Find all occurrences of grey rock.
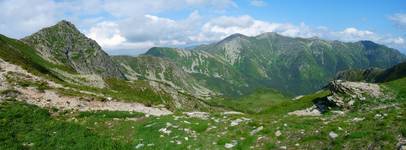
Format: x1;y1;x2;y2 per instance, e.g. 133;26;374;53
22;20;125;79
326;80;383;109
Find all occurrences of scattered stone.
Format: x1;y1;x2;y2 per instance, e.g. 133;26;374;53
22;142;35;147
224;140;238;149
135;144;144;149
250;126;264;135
159;128;171;135
288;105;321;116
280;146;287;149
275;130;282;137
397;138;406;150
175;140;182;145
331;110;345;115
352;117;365;122
145;123;156;128
183;112;209;119
329;131;338;139
222;111;244;115
230;117;251;126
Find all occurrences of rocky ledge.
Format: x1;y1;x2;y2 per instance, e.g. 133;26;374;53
289;80;386;116
326;80;383;109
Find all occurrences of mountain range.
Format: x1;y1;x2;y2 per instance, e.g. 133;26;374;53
2;20;406;149
6;20;404;99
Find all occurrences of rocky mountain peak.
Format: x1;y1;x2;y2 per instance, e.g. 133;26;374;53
217;33;249;45
55;20;76;29
22;20;125;79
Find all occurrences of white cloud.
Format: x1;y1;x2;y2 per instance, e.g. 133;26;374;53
0;0;59;38
250;0;267;7
85;13;405;54
389;13;406;29
331;27;405;50
332;28;375;41
86;11;202;52
0;0;405;54
86;22;126;48
192;15;321;42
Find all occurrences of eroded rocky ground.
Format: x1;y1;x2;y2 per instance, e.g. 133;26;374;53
0;59;172;116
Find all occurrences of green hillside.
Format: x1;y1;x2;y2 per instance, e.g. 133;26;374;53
142;33;406;96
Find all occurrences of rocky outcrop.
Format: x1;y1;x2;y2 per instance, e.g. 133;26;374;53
22;20;124;79
289;80;385;116
326;80;383;109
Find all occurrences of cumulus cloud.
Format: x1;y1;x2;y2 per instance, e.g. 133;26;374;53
191;15;323;42
0;0;59;38
83;13;406;54
86;22;126;48
0;0;405;54
330;27;405;49
389;13;406;29
332;28;375;41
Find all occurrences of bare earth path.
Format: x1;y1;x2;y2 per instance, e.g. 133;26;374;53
0;58;172;116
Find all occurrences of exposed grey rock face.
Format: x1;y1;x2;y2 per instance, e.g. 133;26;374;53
326;80;383;109
289;80;385;116
22;20;124;79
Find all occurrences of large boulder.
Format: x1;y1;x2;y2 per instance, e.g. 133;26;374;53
326;80;383;109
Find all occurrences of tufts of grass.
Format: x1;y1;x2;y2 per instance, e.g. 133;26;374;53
78;110;144;119
0;100;131;149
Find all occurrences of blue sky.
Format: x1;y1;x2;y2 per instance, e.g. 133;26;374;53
1;0;405;55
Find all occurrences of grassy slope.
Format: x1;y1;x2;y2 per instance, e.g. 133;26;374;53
0;34;74;77
1;34;405;149
0;101;132;149
207;89;293;113
0;35;181;109
1;77;405;149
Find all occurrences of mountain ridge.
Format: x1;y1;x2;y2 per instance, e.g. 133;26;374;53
141;32;406;96
10;20;406;98
21;20;125;79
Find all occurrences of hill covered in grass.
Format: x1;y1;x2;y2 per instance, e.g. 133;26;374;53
141;33;406;96
336;61;406;83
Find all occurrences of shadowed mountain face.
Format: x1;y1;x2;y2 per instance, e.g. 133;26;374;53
336;61;406;83
21;20;125;79
140;33;406;96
